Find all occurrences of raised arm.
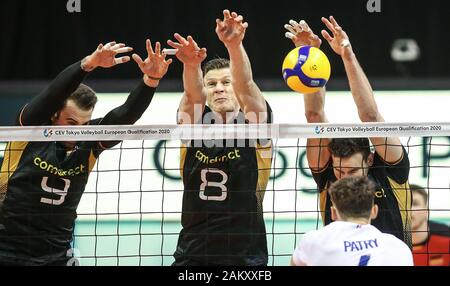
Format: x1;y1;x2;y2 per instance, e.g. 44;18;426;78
19;42;132;126
321;16;403;163
167;34;207;124
98;39;171;148
284;19;331;171
216;10;267;123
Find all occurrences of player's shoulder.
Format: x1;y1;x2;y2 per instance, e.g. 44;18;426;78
303;222;340;242
88;118;103;125
380;232;410;250
301;226;327;245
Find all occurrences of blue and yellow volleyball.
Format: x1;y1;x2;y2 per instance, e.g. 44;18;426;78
282;46;331;94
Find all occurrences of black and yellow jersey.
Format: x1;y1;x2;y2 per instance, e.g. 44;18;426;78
0;60;157;265
0;130;102;259
174;103;273;266
312;147;412;247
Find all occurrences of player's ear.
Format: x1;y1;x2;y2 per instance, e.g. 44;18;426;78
330;205;338;221
370;204;378;220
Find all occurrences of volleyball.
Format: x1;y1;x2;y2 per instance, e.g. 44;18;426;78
282;46;331;94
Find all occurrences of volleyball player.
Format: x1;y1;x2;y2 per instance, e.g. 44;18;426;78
167;10;272;266
291;176;413;266
411;184;450;266
0;40;172;265
284;17;412;245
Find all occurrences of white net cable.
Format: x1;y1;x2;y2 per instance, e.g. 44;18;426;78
0;122;448;141
1;123;449;265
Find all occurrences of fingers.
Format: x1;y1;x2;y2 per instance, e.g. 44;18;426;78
284;24;297;35
329;16;340;28
155;41;161;55
132;53;144;68
168;34;202;55
286;19;311;35
289;20;302;34
146;39;154;57
321;29;333;42
187;35;199;49
223;9;231;20
309;33;322;44
285;32;296;40
103;41;116;50
299;20;310;33
222;9;245;28
321;17;336;35
114;56;130;65
165;58;173;65
99;42;133;55
111;43;124;51
216;18;225;31
174;33;189;45
167;39;183;49
114;46;133;54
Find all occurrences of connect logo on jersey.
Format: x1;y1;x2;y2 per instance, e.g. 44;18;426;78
43;129;53;138
314;126;324;134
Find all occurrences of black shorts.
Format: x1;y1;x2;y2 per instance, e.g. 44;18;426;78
0;250;75;266
172;255;267;266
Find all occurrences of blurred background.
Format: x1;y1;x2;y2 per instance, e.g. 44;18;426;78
1;0;450;124
0;0;449;265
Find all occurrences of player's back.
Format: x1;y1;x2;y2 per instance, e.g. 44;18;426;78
295;221;413;266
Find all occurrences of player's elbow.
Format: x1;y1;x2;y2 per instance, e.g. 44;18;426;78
305;110;326;123
359;110;380;122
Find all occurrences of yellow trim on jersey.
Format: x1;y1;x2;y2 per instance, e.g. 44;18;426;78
88;150;98;173
319;182;329;225
388;177;412;246
0;142;29;200
179;143;187;179
255;141;273;203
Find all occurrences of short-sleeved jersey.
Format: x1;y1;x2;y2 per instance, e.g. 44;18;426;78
174;103;273;266
292;221;414;266
413;221;450;266
312;148;412;246
0;119;104;262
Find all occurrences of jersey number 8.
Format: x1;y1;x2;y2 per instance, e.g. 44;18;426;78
199;168;228;201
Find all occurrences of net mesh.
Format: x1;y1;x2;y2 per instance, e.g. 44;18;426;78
0;123;449;266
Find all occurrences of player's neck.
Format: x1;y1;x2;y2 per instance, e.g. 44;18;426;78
344;218;370;225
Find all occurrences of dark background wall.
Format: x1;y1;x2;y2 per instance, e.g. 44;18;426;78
0;0;449;124
1;0;449;80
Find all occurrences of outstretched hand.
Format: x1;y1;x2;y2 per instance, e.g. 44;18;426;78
284;19;322;48
215;9;248;48
82;42;133;71
321;16;353;59
132;39;172;86
167;33;207;67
